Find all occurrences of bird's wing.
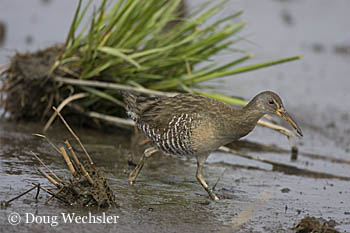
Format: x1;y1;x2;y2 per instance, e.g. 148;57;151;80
138;94;207;130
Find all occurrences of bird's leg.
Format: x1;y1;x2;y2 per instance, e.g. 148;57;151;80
196;159;220;201
129;146;158;185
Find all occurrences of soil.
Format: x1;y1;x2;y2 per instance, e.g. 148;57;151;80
1;45;63;120
0;21;5;47
293;216;339;233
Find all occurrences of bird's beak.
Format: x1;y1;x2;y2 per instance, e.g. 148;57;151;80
276;108;303;137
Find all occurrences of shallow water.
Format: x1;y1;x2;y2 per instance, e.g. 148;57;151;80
1;0;350;232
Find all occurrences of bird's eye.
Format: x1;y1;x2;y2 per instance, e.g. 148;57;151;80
268;100;274;105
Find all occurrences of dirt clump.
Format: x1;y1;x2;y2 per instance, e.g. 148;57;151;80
293;216;339;233
0;45;64;120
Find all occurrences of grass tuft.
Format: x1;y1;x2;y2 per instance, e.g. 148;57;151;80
1;0;300;136
57;0;300;111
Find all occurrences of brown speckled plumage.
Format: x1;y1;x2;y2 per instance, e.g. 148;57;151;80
123;91;302;200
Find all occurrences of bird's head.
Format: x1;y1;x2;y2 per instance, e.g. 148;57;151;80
253;91;303;137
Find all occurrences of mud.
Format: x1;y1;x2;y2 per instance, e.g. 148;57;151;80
0;21;5;47
293;216;339;233
1;0;350;232
0;45;63;120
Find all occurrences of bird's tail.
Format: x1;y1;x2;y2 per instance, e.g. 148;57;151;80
122;91;162;122
121;91;139;121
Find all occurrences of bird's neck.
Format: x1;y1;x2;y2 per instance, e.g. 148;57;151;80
242;106;265;125
229;102;265;138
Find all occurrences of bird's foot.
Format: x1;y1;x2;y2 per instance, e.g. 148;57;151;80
208;189;220;201
212;187;237;200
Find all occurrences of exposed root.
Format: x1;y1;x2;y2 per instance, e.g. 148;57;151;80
30;109;117;208
43;93;89;132
219;146;350;181
1;184;40;208
0;45;64;120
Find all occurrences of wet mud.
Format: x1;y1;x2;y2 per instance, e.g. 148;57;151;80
0;21;5;47
293;216;340;233
0;45;63;120
1;116;350;232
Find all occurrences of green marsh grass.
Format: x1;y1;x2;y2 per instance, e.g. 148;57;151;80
1;0;300;135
